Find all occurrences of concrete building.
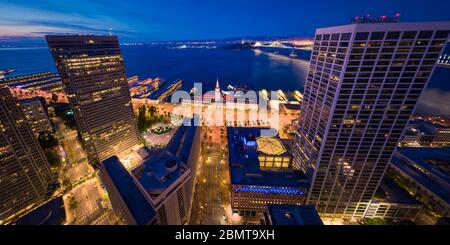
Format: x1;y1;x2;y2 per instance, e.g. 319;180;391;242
99;120;200;225
292;22;450;219
362;177;423;221
390;147;450;216
0;88;55;222
401;118;440;146
18;97;53;136
46;35;140;166
228;127;309;217
433;128;450;146
262;204;323;225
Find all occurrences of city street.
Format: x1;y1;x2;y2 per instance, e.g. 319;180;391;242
63;178;110;225
189;126;231;224
56;122;113;224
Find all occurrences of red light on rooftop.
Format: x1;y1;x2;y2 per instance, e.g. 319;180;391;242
395;13;401;17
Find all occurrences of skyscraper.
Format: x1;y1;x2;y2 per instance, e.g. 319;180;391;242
293;22;450;219
0;87;55;221
18;97;53;136
46;35;140;165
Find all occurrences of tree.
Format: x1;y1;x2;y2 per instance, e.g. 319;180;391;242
51;93;58;103
45;149;61;168
137;105;147;133
37;132;59;150
148;105;157;118
69;196;78;210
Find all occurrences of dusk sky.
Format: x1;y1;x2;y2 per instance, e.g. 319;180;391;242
1;0;450;43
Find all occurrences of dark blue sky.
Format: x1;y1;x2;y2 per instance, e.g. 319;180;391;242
1;0;449;42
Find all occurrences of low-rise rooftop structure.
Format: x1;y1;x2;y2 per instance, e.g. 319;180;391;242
100;118;200;225
227;127;309;215
263;204;323;225
13;196;66;225
101;156;156;225
390;147;450;216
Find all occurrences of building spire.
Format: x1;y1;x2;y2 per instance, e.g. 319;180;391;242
215;76;221;102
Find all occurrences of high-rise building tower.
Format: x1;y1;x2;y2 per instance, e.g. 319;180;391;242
0;87;55;221
293;22;450;218
46;35;140;165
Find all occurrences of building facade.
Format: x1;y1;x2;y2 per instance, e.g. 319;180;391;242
0;72;63;92
0;88;55;222
99;121;200;225
433;128;450;146
18;97;53;136
46;35;140;165
292;22;450;218
228;128;309;217
390;147;450;217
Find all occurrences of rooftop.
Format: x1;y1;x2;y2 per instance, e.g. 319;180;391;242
14;196;66;225
397;147;450;184
227;127;309;188
102;156;155;225
377;177;421;205
408;119;441;135
256;136;287;155
132;119;198;196
17;96;45;105
316;21;450;34
147;79;182;101
265;204;323;225
166;117;198;165
391;147;450;204
133;151;185;196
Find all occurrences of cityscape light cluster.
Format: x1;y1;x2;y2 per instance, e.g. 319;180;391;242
0;12;449;228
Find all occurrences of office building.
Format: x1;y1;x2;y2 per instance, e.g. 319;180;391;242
18;97;53;136
99;121;200;225
0;87;55;222
432;128;450;146
390;147;450;216
0;72;63;91
293;22;450;218
228;128;309;217
262;204;323;225
46;35;140;165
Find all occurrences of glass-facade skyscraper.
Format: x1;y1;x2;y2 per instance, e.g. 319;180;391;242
293;22;450;218
0;87;55;221
46;35;140;166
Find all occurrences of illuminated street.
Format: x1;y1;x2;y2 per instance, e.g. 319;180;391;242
56;123;114;225
63;178;112;225
1;1;450;236
189;126;231;224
